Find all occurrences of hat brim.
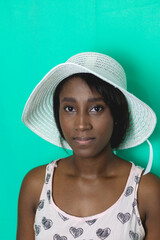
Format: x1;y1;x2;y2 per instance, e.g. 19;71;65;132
22;62;157;150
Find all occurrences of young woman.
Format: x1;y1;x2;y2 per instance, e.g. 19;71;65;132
17;52;160;240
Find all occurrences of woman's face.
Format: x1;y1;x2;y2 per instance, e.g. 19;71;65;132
59;77;114;158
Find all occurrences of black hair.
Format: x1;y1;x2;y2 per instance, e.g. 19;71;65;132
53;73;130;149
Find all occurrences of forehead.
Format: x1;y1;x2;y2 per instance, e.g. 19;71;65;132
59;77;102;99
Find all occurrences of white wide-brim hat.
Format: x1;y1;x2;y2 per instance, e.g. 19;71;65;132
22;52;157;150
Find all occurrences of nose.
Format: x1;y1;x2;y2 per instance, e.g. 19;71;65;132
75;111;92;131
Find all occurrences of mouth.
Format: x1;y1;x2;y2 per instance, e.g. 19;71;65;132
72;137;96;145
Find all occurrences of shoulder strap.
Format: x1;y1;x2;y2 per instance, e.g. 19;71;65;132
38;160;57;202
125;163;144;200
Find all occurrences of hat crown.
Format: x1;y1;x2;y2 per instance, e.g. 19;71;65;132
67;52;127;89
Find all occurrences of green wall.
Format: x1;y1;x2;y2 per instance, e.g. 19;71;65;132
0;1;160;238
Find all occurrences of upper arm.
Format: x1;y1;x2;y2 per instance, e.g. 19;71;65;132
16;165;46;240
139;173;160;240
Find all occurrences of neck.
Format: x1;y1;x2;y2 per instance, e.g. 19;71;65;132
69;146;117;179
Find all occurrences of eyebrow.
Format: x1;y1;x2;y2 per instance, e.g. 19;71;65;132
61;97;104;103
88;97;104;102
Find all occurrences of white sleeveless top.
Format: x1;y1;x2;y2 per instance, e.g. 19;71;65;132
34;160;145;240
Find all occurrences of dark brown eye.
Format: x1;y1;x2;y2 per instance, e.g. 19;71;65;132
90;106;104;112
64;106;75;112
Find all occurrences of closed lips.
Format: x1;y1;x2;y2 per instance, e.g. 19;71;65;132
73;137;95;144
73;137;95;140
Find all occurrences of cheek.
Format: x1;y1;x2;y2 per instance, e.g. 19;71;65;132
59;113;71;138
96;118;114;139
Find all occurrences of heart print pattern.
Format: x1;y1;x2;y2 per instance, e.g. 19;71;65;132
42;217;53;230
117;212;131;224
129;230;139;240
96;227;111;239
53;234;68;240
125;186;133;197
69;227;83;238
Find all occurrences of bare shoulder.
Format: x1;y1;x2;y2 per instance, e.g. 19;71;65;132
18;164;47;211
138;171;160;239
17;164;47;240
22;164;47;189
139;172;160;199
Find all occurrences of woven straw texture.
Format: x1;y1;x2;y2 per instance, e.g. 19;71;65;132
22;52;156;150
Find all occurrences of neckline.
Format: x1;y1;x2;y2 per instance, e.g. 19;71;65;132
49;160;135;221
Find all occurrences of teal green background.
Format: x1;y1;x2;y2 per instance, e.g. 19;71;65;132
0;1;160;238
